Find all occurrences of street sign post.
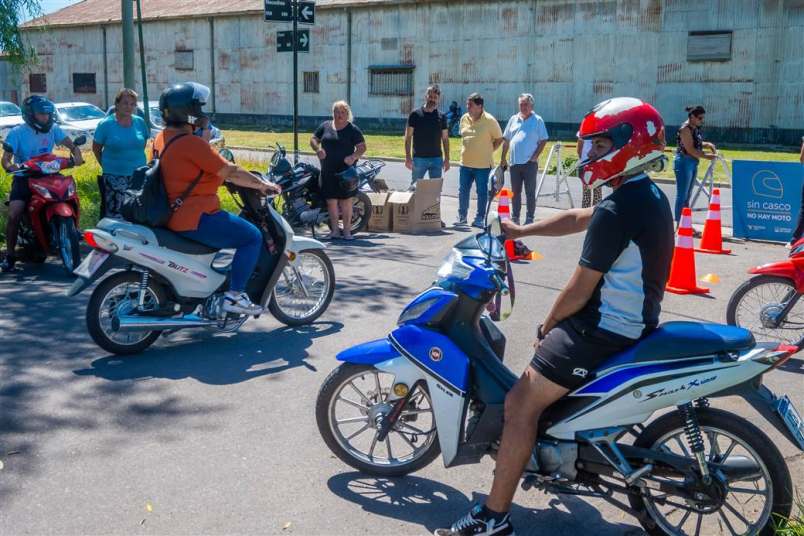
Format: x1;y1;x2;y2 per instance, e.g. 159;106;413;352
265;0;315;162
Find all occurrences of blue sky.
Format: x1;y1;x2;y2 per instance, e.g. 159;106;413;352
20;0;82;21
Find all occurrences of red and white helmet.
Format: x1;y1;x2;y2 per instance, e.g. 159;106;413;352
577;97;666;188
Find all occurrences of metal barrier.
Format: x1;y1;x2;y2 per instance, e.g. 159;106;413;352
689;155;730;212
534;141;575;208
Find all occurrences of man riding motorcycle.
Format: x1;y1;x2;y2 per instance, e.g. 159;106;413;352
436;97;674;536
152;82;281;315
1;96;84;273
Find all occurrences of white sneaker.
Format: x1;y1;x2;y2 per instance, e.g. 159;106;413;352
223;292;263;316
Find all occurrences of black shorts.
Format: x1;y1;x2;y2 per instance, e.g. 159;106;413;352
530;318;635;390
9;176;31;203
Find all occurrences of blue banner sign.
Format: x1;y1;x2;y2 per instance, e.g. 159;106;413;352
732;160;804;242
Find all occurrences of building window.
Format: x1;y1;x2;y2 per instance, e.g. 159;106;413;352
72;73;96;94
368;65;414;97
687;31;732;62
29;73;46;93
175;50;194;71
303;71;319;93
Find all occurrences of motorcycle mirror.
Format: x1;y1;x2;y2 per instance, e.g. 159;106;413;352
218;148;235;163
73;135;87;146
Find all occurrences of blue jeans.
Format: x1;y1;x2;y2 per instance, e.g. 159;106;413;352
411;156;443;184
179;211;262;292
673;154;699;222
459;166;491;222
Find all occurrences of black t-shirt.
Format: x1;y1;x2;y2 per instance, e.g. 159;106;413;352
407;107;447;158
313;121;365;177
574;175;674;340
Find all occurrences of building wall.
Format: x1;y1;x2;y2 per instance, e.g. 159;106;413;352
0;58;21;103
19;0;804;144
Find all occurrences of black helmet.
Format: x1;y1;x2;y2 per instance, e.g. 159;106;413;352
159;82;209;126
22;96;56;133
337;166;360;191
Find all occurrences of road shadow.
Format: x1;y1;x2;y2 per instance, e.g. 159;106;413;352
73;321;342;386
326;472;643;535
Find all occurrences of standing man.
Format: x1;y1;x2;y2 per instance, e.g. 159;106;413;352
405;84;449;190
1;96;83;273
500;93;549;224
458;93;504;228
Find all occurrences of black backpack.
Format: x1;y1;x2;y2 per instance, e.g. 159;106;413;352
120;133;203;227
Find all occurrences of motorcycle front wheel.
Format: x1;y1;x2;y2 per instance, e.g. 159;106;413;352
326;191;371;235
627;408;792;536
726;275;804;343
86;271;165;355
316;363;440;477
56;216;81;274
269;249;335;326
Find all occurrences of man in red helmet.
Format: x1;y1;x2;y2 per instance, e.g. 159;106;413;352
435;98;674;536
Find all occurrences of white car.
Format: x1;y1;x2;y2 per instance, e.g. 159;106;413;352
0;101;24;140
55;101;106;140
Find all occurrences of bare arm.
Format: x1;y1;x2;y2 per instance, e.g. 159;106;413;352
345;142;367;166
492;137;504;151
92;141;103;164
218;164;280;194
800;140;804;165
441;129;450;171
59;137;84;165
500;139;510;167
1;151;16;172
680;128;714;160
530;140;547;162
576;141;583;158
404;126;414;169
541;265;604;334
503;207;594;238
310;136;326;160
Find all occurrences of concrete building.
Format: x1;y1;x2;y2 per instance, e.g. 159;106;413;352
17;0;804;144
0;56;20;104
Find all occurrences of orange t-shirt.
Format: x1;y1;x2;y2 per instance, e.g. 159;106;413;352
152;129;229;232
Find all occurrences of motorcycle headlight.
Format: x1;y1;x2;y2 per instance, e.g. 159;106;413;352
31;183;54;200
436;250;473;282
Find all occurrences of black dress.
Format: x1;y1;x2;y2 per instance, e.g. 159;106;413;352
314;120;366;200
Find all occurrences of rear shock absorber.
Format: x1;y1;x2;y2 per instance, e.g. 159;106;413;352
678;402;711;483
137;270;151;310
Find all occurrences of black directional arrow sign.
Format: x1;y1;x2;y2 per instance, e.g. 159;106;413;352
264;0;293;22
277;29;310;53
297;2;315;25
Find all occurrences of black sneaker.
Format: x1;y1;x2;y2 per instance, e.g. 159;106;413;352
471;219;485;229
433;504;514;536
454;217;468;227
0;255;17;273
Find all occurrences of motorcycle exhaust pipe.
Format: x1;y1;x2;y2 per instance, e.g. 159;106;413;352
113;314;216;332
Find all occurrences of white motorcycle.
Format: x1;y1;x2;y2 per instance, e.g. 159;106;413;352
68;172;335;355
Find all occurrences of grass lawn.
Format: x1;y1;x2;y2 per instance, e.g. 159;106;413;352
223;129;802;185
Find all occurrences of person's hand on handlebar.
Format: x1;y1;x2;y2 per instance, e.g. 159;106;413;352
257;181;282;196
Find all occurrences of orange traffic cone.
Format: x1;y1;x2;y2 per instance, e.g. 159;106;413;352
497;189;511;221
696;188;731;255
666;207;710;295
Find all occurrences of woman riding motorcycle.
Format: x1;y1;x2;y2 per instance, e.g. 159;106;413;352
152;82;281;315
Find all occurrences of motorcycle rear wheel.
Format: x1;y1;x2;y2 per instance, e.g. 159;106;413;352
326;191;371;235
726;275;804;344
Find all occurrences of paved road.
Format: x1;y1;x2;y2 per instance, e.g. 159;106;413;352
0;196;800;535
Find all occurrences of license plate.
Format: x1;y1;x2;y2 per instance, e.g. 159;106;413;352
775;394;804;450
73;250;109;278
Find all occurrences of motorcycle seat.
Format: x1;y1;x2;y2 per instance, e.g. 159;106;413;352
598;321;755;369
151;227;218;255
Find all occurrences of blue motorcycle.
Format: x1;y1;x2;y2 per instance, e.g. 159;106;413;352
316;180;804;535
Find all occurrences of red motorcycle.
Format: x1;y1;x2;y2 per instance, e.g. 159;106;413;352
5;143;85;274
727;238;804;343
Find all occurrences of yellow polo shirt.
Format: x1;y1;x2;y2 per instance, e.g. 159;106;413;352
459;111;503;169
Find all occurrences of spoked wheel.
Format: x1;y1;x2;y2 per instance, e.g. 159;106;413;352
56;216;81;274
316;363;440;477
268;249;335;326
628;408;792;536
86;271;166;355
726;275;804;343
326;191;371;235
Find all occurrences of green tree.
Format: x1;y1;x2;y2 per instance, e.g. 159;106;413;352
0;0;42;65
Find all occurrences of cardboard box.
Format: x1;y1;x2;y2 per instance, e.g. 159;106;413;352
388;178;443;234
367;192;392;232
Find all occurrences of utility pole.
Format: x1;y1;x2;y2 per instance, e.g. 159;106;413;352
292;1;299;163
135;0;150;129
122;0;136;89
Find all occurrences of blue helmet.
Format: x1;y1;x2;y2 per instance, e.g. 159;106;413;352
22;95;56;133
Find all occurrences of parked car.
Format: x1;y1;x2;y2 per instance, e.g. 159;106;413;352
0;101;24;140
54;101;106;140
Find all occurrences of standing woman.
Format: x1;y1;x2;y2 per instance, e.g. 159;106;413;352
673;105;717;224
310;101;367;240
93;88;150;218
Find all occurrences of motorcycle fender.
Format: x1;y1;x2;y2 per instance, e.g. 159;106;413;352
65;255;127;297
288;235;326;255
337;338;468;467
47;202;75;219
748;260;804;292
